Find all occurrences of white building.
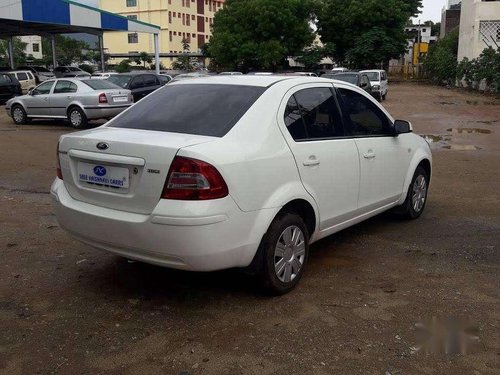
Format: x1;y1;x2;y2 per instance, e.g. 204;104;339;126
20;35;42;60
458;0;500;61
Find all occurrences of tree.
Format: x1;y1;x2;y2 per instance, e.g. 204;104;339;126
115;59;132;73
0;37;28;67
423;29;459;85
134;51;152;68
208;0;318;71
41;35;90;66
172;38;196;71
317;0;422;68
295;43;335;70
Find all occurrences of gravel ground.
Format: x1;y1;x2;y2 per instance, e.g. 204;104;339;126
0;83;499;375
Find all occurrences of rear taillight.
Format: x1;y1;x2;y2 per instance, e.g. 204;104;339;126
98;93;108;103
56;142;63;180
161;156;228;200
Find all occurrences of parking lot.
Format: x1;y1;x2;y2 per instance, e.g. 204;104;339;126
0;82;499;374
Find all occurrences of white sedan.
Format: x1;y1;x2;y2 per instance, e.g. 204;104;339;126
51;76;432;294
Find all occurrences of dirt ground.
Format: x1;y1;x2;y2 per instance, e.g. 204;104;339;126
0;83;499;375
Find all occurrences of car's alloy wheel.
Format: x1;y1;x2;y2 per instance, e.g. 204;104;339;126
255;213;309;295
396;166;429;219
12;105;27;125
68;107;87;129
411;175;427;213
274;225;306;283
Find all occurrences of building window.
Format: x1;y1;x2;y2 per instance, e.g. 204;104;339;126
32;43;40;52
168;12;172;23
126;0;137;7
192;15;195;20
128;33;138;43
127;15;138;20
479;20;500;44
186;16;190;26
169;31;173;42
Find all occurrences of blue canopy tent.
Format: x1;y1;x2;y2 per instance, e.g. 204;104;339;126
0;0;161;73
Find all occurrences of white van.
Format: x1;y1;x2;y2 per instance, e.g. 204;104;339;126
360;69;388;101
9;70;37;94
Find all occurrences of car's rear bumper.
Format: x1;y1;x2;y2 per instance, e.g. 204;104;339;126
83;105;132;120
51;178;275;271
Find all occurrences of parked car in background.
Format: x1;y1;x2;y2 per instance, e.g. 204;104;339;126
219;72;243;76
360;69;388;101
91;72;118;79
107;73;168;102
331;67;349;73
17;66;55;83
8;70;37;94
171;72;210;81
328;72;373;95
283;72;318;77
51;75;432;294
54;66;91;79
0;73;22;103
6;78;132;128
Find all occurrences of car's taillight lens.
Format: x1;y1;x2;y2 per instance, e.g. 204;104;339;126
161;156;228;200
98;93;108;103
56;142;63;180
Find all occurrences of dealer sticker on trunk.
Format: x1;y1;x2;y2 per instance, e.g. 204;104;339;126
78;162;129;189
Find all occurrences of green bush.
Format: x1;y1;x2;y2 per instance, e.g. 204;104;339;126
115;59;132;73
78;64;95;74
423;29;459;85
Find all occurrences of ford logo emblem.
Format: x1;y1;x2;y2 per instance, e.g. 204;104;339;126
93;166;107;177
96;142;109;150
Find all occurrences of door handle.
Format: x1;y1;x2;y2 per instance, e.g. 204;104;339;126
363;152;376;159
303;157;320;167
67;96;72;99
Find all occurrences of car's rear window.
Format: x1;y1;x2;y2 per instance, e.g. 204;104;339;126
334;74;359;85
82;80;120;90
109;84;266;137
0;74;12;84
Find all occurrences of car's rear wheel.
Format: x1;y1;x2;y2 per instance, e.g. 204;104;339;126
67;107;88;129
255;213;309;295
11;105;29;125
396;166;429;219
382;92;387;101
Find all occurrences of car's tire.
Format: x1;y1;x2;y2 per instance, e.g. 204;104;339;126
382;92;387;101
395;166;429;219
67;106;88;129
11;104;29;125
255;213;309;295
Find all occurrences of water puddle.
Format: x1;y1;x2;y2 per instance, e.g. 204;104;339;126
446;128;492;134
442;145;481;151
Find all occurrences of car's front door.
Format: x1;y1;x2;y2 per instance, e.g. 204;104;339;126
278;84;360;231
129;76;146;101
23;81;55;117
51;80;79;117
337;86;410;211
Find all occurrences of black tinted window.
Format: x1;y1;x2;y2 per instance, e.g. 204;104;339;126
110;84;265;137
17;72;28;81
339;88;392;136
289;88;343;140
0;74;12;84
54;80;78;94
334;74;359;85
143;75;157;86
284;96;306;140
108;75;132;88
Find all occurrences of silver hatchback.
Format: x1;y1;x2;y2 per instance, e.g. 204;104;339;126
5;78;133;128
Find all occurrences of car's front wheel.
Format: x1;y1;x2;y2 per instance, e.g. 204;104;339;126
11;105;29;125
256;213;309;295
67;107;88;129
397;166;429;219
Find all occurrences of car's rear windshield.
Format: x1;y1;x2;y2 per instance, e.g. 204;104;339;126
365;72;380;81
0;74;12;84
107;75;132;88
82;80;120;90
109;84;266;137
34;67;50;72
333;74;358;85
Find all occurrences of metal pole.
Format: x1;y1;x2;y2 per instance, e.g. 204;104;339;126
8;37;15;69
417;20;421;78
154;33;160;74
99;34;105;72
51;35;57;68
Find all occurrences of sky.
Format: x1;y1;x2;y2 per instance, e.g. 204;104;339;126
413;0;447;23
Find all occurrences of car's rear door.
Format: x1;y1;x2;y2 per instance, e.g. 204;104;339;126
278;84;360;231
143;74;161;95
51;80;79;117
336;86;410;211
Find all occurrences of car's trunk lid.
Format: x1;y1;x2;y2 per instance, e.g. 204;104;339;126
59;127;217;214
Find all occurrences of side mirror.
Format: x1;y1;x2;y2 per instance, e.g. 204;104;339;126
394;120;412;136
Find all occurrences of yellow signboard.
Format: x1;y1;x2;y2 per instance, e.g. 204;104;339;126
413;42;429;65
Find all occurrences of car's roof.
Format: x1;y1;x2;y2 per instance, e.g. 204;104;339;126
334;72;361;76
7;70;33;74
170;75;350;88
360;69;385;73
